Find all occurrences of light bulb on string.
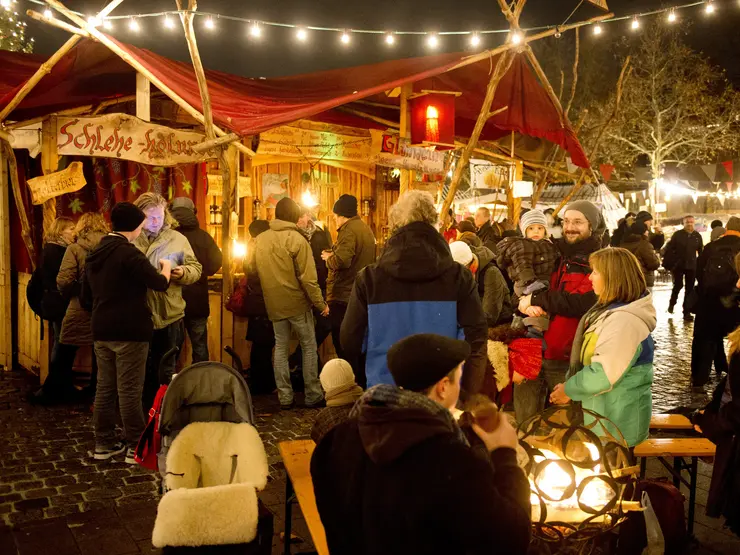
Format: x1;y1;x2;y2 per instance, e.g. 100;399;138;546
87;15;101;28
296;27;308;41
250;21;261;38
204;16;215;30
0;0;10;9
470;33;481;47
667;9;677;23
593;24;602;36
384;33;395;45
631;17;640;30
43;8;52;18
427;34;439;49
164;15;174;29
510;31;522;45
129;17;140;32
102;19;112;30
340;30;351;45
705;1;715;15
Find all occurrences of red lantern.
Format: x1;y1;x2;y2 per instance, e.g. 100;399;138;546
410;92;456;149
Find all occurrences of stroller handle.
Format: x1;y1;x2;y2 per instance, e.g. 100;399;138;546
223;345;245;375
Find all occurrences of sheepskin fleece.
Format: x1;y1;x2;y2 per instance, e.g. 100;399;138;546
165;422;268;491
152;483;258;547
487;340;510;391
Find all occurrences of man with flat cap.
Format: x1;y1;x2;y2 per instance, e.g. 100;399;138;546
311;333;531;555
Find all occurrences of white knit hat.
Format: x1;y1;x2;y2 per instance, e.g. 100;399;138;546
320;359;356;393
519;209;548;235
449;241;474;266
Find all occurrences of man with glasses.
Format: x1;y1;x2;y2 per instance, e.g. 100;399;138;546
514;200;602;423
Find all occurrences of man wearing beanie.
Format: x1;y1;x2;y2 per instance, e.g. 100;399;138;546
691;215;740;385
619;221;660;288
254;197;328;409
662;215;703;319
82;202;172;463
310;359;364;443
311;333;531;555
515;200;602;423
321;194;375;369
635;210;665;251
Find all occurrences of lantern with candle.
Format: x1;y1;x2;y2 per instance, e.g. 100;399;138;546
410;91;458;149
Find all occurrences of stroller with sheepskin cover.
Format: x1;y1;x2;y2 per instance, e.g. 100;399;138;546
150;359;273;554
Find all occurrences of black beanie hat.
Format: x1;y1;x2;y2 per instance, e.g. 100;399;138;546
248;219;270;238
387;333;471;392
629;221;647;236
635;211;653;224
275;197;301;224
111;202;145;232
333;194;358;218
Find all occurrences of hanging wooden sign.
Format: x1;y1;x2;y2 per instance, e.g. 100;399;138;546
257;125;373;162
56;114;220;166
26;162;86;205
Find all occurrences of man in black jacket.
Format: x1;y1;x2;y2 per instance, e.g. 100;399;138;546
311;333;531;555
475;206;501;251
170;198;222;363
663;215;703;320
82;203;171;464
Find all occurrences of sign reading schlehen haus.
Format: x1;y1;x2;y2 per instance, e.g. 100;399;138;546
56;114;220;166
26;162;87;205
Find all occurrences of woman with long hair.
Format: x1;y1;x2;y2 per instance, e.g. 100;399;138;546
692;252;740;536
550;247;656;448
30;213;109;404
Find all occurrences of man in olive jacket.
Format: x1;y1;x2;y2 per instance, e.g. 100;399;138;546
255;197;328;409
321;194;376;364
134;193;202;411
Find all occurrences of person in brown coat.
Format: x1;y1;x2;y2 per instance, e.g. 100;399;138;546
620;221;660;288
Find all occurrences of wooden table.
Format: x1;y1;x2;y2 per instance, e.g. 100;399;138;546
278;440;329;555
649;414;693;430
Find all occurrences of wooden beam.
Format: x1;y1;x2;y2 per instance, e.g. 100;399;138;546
136;73;150;122
26;9;88;36
0;145;12;369
336;107;399;129
399;83;413;195
355;100;401;111
192;132;241;154
0;141;35;268
524;46;567;127
564;27;580;118
220;145;239;361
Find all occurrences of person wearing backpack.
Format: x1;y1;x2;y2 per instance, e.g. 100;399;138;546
691;217;740;386
662;215;703;320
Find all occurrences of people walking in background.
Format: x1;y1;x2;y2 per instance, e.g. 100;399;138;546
620;221;660;289
170;197;222;364
635;210;665;252
691;216;740;386
254;197;327;410
311;333;531;555
340;190;487;397
711;219;726;242
550;247;655;448
474;206;501;251
134;193;202;411
450;240;513;327
610;211;636;247
663;215;703;320
321;194;375;369
310;359;363;444
514;200;601;423
82;202;171;463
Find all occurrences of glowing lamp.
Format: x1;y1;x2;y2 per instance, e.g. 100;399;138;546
410;92;456;149
301;190;318;208
232;240;247;259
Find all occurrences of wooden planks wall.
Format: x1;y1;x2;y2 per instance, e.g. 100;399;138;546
17;273;43;376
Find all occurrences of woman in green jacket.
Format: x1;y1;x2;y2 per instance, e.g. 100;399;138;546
550;247;656;447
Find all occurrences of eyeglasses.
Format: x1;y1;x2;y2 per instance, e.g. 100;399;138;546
563;219;588;226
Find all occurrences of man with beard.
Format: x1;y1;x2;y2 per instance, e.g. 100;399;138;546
514;200;602;423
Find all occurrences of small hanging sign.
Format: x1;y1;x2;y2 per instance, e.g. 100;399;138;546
26;162;86;205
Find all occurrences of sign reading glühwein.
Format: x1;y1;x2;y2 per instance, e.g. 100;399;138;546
57;114;220;166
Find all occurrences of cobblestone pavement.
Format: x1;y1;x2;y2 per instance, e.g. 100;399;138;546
0;283;737;554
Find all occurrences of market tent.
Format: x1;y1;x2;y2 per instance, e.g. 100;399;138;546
0;36;589;168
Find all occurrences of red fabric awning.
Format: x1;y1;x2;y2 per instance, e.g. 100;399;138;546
0;37;589;168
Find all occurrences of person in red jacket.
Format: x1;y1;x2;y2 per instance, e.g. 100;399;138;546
514;200;601;423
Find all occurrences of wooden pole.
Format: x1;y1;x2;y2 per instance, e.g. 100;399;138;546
43;0;255;158
0;145;12;369
336;107;399;129
0;141;35;267
399;83;412;195
524;46;567;126
136;73;151;122
192;133;242;153
220;146;238;360
564;28;580;118
26;10;89;36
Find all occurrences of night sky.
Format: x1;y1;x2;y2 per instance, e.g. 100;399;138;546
26;0;740;83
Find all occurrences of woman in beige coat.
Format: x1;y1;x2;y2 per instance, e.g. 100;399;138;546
33;213;108;405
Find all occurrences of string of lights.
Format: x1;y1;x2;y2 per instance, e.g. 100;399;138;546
5;0;736;49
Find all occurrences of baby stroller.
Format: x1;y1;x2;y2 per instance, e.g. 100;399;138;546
151;359;273;554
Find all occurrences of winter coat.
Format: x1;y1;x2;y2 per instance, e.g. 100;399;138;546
471;245;513;326
620;234;660;287
310;385;532;555
254;219;326;321
649;230;665;252
694;234;740;336
564;294;656;447
134;226;202;329
326;216;376;304
610;220;629;248
82;234;170;342
41;242;69;323
476;220;500;252
711;227;726;242
311;405;354;444
694;351;740;536
57;231;105;346
299;220;332;294
170;207;222;319
531;235;600;361
663;229;703;271
340;222;488;395
495;236;559;295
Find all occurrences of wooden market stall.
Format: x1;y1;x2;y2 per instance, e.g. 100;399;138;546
0;0;600;379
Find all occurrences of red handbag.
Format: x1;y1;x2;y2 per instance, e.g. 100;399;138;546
508;338;542;380
134;384;168;470
225;276;250;317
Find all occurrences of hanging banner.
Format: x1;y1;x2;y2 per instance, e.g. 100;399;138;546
586;0;609;9
26;161;86;205
599;164;615;183
721;160;734;181
372;131;446;174
257;125;373;163
57;114;220;166
206;174;252;198
700;164;718;183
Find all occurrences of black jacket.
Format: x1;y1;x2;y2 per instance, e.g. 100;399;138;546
663;229;703;271
171;207;222;318
476;221;500;252
340;222;488;395
41;242;69;322
299;221;332;294
82;234;169;342
311;393;531;555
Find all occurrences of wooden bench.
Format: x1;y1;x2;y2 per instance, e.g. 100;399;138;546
279;440;329;555
650;414;693;430
634;437;716;536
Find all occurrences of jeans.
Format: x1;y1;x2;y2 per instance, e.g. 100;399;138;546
185;316;209;363
42;343;98;398
143;320;185;412
670;268;696;314
273;311;323;406
94;341;149;447
514;359;570;424
289;311;332;371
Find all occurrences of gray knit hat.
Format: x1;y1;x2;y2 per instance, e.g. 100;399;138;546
519;209;548;235
565;200;601;231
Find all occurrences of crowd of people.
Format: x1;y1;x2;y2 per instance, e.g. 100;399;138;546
29;187;739;546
